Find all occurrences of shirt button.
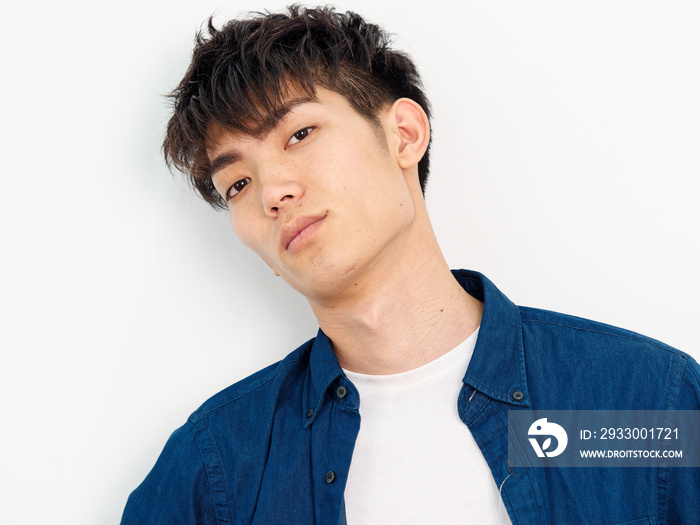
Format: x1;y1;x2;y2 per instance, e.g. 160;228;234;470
336;386;347;399
325;471;336;484
511;391;524;402
307;408;314;418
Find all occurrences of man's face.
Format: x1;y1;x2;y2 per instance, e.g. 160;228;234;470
207;89;419;303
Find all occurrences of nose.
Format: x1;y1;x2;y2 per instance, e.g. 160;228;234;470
261;176;304;217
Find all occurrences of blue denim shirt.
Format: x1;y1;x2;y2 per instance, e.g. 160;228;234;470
121;270;700;524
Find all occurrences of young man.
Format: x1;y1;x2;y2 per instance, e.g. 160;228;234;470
122;6;700;524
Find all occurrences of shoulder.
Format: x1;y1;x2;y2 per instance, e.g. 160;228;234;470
188;336;315;424
519;306;684;357
121;337;317;523
517;306;700;409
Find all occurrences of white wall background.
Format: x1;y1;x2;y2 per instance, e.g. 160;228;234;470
1;1;698;523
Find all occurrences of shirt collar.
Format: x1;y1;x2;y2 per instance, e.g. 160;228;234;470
304;328;343;427
304;269;530;426
452;270;531;407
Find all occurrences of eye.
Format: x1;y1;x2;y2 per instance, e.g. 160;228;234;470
225;177;251;200
285;126;315;149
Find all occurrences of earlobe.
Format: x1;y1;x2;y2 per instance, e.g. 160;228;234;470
391;98;430;169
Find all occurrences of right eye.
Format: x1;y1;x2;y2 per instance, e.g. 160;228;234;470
226;177;251;200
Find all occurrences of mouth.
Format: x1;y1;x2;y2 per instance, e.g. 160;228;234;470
280;213;328;252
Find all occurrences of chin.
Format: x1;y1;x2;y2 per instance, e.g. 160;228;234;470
286;258;363;299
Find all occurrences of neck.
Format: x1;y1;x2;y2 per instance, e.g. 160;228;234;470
309;221;483;375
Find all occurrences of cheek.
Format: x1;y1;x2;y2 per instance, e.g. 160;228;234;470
229;205;265;253
323;139;394;195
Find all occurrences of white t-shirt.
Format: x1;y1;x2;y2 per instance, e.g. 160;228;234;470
343;328;512;524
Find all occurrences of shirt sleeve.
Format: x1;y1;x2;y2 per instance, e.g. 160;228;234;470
120;422;218;525
662;354;700;524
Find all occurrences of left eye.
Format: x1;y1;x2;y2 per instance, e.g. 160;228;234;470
286;127;314;148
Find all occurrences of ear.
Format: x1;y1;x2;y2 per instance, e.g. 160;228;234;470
389;98;430;170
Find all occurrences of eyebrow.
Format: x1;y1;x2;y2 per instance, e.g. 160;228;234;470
208;96;318;180
209;151;242;180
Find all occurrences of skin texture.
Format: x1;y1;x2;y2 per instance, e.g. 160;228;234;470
208;88;482;374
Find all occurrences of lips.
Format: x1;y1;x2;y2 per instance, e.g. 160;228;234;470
280;213;327;251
